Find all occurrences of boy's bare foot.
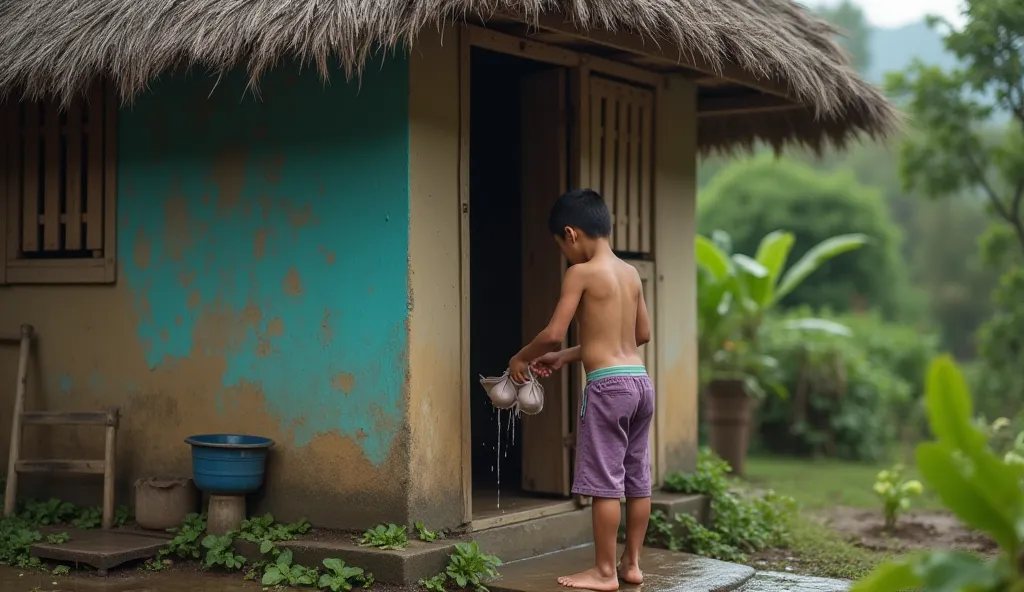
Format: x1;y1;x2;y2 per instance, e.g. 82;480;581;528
557;568;620;591
616;562;644;585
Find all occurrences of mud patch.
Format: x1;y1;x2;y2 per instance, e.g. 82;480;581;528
820;507;996;554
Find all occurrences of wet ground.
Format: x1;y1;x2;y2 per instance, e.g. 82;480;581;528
2;563;849;592
821;507;995;554
0;567;257;592
737;572;848;592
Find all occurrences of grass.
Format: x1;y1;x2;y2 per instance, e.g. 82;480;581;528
749;517;894;580
742;455;942;510
739;455;940;580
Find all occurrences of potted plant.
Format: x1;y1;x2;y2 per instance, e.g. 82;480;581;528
696;230;867;474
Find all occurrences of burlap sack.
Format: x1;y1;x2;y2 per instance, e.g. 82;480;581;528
516;369;545;415
479;371;518;410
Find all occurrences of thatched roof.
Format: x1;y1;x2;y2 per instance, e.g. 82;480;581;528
0;0;898;152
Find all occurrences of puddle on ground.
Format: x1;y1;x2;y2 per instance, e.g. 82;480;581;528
0;567;259;592
737;572;850;592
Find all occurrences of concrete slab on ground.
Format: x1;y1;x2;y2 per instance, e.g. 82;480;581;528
738;572;850;592
490;544;755;592
31;529;168;575
238;506;599;585
237;536;456;585
644;493;709;524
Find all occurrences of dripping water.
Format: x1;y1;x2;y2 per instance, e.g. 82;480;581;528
495;408;501;510
490;405;520;513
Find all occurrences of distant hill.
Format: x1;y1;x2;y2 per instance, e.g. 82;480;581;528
866;20;958;83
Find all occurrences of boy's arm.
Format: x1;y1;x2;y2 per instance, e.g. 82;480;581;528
635;281;651;346
510;266;585;380
558;345;582;364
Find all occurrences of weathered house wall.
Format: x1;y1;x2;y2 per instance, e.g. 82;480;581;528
0;58;414;529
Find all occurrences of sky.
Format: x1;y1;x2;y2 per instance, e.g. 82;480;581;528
814;0;966;29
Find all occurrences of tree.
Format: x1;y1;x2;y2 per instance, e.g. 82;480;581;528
816;0;872;74
886;2;1024;254
886;0;1024;417
698;156;915;320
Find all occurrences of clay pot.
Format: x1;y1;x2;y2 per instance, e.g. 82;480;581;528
705;379;753;475
135;477;198;531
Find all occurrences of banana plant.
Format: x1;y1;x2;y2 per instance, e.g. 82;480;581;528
696;230;869;397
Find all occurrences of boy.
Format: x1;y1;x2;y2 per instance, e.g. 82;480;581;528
508;188;653;592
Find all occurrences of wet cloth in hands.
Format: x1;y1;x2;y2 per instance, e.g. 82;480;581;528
478;368;545;415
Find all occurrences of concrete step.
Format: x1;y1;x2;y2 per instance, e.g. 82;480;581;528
736;572;850;591
491;544;756;592
235;493;709;586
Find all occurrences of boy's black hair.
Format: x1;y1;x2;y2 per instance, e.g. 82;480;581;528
547;188;612;238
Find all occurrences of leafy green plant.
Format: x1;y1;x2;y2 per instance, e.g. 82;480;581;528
0;515;43;568
113;505;134;528
755;310;922;462
318;558;371;591
19;498;77;525
51;565;70;576
72;507;102;529
852;356;1024;591
201;534;246;571
658;448;796;562
420;573;448;592
261;549;318;587
141;558;168;572
979;416;1024;467
696;230;867;399
445;541;501;592
160;513;207;560
45;532;70;545
873;465;923;530
360;523;408;550
415;521;441;542
238;512;311;554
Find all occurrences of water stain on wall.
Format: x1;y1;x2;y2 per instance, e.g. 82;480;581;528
117;60;411;466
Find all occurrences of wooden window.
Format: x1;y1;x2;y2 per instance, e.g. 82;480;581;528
588;77;654;255
0;84;117;284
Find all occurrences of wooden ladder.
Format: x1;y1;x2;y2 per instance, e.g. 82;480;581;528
3;324;120;529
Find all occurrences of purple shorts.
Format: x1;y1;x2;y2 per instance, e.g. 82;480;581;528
572;366;655;499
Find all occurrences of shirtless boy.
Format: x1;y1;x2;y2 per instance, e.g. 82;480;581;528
508;188;653;592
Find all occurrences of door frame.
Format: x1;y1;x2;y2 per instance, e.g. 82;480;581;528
457;23;665;526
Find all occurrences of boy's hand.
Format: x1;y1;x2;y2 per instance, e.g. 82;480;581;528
531;351;564;378
509;356;530;383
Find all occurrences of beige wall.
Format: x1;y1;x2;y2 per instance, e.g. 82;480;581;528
406;25;466;529
0;60;416;530
653;75;700;478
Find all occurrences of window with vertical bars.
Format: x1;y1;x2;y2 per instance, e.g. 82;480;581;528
0;84;118;284
588;77;654;256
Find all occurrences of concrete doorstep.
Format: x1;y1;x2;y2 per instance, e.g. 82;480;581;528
28;492;725;587
491;545;755;592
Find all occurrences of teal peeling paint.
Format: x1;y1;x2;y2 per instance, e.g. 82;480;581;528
58;373;74;395
118;59;410;465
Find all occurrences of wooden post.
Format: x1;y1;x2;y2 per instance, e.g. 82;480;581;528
102;408;117;529
4;324;33;517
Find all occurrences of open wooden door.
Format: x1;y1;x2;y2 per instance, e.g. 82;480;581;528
567;69;659;503
628;260;658;481
520;68;572;496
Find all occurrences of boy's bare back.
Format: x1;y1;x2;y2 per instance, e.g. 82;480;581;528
574;254;650;374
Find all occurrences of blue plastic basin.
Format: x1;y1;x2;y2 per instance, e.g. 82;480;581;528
185;434;275;495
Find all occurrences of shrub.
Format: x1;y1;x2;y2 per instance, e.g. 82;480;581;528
655;449;796;562
752;309;938;460
698;156;915;320
852;356;1024;591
